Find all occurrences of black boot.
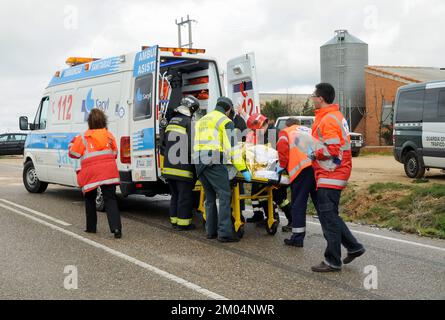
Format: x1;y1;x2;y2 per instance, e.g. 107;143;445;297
113;229;122;239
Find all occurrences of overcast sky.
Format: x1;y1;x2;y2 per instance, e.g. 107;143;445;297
0;0;443;132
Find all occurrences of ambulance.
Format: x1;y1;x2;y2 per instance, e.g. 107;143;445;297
19;45;260;208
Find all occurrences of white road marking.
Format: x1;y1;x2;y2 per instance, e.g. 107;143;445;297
245;207;445;252
0;199;71;227
0;202;228;300
276;213;445;253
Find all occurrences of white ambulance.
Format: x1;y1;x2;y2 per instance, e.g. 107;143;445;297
19;45;260;208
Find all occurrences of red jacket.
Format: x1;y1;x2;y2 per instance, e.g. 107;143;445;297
312;104;352;190
69;129;120;193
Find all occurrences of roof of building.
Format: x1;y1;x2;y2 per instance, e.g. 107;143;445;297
365;66;445;84
322;30;367;47
260;93;310;106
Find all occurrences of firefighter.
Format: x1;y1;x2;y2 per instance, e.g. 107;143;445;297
194;97;252;243
245;114;291;231
309;83;365;272
162;96;200;230
276;119;318;247
68;109;122;239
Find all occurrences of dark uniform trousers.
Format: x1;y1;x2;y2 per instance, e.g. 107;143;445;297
250;184;290;223
84;185;122;232
198;164;234;239
289;166;318;243
168;179;195;226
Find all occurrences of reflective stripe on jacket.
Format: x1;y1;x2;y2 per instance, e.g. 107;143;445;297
277;125;312;183
194;110;247;172
311;104;352;190
68;128;120;193
162;114;196;182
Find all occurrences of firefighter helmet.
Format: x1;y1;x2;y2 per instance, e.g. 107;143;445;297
247;113;268;130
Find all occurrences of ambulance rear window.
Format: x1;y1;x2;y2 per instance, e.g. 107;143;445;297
134;74;153;121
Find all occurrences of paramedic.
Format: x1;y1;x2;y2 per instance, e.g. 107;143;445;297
310;83;365;272
69;109;122;239
276;119;318;247
194;97;252;243
245;114;291;232
162;96;200;230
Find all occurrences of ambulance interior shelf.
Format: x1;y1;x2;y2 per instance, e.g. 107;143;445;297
159;57;211;119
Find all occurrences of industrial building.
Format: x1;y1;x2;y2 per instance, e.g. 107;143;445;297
320;30;368;131
355;66;445;146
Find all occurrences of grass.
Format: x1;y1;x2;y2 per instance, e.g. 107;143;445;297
361;150;394;157
339;182;445;239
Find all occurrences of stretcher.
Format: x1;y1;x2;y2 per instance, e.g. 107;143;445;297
194;174;289;239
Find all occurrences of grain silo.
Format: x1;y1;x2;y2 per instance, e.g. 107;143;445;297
320;30;368;130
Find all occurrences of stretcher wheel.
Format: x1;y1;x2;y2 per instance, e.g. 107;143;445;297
266;221;279;236
236;225;245;239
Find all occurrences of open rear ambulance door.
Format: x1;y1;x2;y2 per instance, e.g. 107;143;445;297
130;45;159;183
227;53;260;119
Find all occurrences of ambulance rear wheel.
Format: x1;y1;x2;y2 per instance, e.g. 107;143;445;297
266;221;278;236
96;187;105;212
23;161;48;194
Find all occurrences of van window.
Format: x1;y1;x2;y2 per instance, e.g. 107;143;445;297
134;74;153;121
439;90;445;117
396;90;425;122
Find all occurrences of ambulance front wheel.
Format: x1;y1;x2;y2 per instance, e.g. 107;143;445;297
23;161;48;194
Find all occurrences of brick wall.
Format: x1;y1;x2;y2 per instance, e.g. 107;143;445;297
356;72;408;146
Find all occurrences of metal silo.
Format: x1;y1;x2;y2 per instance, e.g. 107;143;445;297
320;30;368;130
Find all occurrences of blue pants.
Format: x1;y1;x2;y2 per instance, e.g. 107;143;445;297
290;166;318;243
198;165;234;238
317;188;364;269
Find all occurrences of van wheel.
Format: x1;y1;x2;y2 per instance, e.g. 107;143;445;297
352;150;361;157
23;161;48;193
404;151;425;179
96;187;106;212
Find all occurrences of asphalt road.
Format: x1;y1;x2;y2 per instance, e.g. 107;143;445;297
0;158;444;300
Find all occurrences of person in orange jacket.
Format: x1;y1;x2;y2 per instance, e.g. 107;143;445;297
69;109;122;239
276;118;318;247
309;83;365;272
245;114;290;230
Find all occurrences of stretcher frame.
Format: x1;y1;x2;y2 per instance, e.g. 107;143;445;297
194;175;287;238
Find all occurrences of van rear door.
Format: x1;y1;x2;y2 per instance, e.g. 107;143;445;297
130;46;159;182
227;53;260;118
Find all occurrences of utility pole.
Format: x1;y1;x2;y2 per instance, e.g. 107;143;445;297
175;15;197;48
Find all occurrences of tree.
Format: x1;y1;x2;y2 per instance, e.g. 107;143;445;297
301;98;315;116
261;99;293;121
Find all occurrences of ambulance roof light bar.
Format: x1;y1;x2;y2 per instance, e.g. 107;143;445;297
65;57;101;67
141;46;206;55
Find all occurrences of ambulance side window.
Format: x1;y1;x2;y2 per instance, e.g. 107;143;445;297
133;74;153;121
33;96;49;130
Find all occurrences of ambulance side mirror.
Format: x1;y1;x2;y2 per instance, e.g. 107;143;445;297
19;116;30;131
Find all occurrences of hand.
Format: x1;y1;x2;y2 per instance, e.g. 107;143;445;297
242;171;252;182
333;157;342;166
275;165;285;174
307;147;316;160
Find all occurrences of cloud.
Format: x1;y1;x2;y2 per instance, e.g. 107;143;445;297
1;0;444;132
